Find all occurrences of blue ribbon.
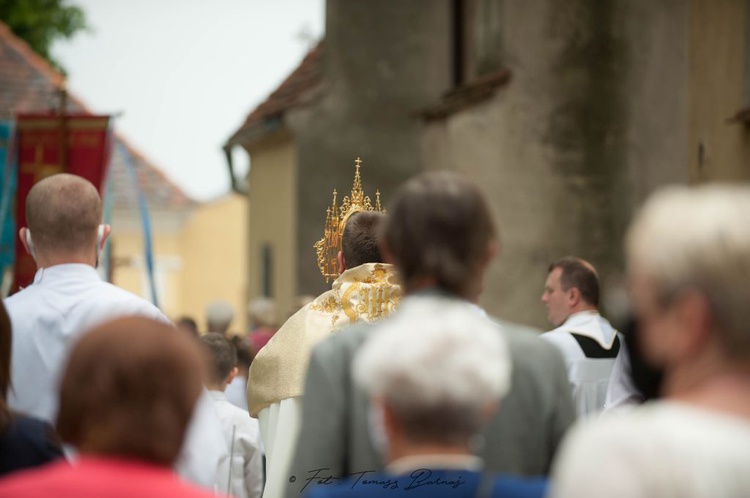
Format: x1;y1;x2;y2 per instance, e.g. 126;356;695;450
0;121;16;280
116;141;159;308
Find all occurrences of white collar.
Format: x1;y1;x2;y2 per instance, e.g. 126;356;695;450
208;390;227;402
32;263;100;285
553;310;618;349
564;310;601;323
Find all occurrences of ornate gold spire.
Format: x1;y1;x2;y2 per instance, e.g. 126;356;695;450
314;157;386;282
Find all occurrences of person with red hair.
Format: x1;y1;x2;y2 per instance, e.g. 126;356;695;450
0;317;221;498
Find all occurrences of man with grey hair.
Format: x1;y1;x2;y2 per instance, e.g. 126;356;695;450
288;172;573;497
552;184;750;497
6;173;228;491
304;299;547;498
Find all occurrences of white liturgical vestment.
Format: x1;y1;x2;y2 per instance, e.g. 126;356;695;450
541;311;620;417
209;390;263;498
247;263;401;498
5;263;228;490
603;341;643;411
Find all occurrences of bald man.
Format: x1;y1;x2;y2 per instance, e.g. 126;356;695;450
540;257;621;417
6;174;229;491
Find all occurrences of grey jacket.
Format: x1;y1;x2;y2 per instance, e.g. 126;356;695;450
285;296;575;498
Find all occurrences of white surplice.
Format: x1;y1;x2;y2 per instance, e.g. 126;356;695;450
255;397;302;498
541;311;621;417
603;341;644;411
209;390;264;498
246;263;402;498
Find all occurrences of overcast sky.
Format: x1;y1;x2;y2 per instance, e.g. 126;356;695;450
52;0;325;201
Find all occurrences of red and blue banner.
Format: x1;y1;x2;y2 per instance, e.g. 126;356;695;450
12;114;113;292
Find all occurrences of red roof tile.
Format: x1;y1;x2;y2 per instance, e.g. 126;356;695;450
0;20;194;211
227;41;324;146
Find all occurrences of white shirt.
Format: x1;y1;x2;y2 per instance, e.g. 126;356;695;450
209;390;264;498
5;263;228;491
7;264;170;421
552;402;750;498
541;311;620;417
226;375;250;411
177;390;232;491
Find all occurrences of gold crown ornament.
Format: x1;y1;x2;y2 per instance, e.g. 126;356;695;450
314;157;385;282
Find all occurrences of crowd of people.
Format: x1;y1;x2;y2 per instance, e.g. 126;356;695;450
0;170;748;498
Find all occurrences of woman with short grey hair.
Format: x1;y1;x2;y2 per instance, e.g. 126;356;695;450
305;298;548;498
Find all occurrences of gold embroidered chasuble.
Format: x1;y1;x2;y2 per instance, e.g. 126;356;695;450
246;262;401;416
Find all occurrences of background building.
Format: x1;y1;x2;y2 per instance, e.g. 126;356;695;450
0;20;248;332
228;0;750;328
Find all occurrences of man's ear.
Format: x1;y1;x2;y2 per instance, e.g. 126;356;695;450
568;286;582;307
19;227;35;257
337;250;346;274
225;366;238;385
99;224;111;250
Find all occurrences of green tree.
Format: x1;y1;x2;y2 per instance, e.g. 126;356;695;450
0;0;87;71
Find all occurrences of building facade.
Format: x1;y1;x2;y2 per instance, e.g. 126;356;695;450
229;0;750;328
0;21;249;331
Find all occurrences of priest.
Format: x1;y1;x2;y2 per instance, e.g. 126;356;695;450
247;159;402;498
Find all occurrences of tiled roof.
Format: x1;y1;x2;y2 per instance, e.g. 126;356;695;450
0;20;194;211
227;41;324;146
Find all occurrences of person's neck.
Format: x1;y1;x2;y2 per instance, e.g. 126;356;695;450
405;282;480;304
207;383;227;392
388;440;471;462
569;305;598;316
35;253;96;269
665;351;750;419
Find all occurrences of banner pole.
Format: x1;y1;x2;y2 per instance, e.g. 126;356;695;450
117;141;159;309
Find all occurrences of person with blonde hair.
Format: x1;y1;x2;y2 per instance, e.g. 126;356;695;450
552;184;750;497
